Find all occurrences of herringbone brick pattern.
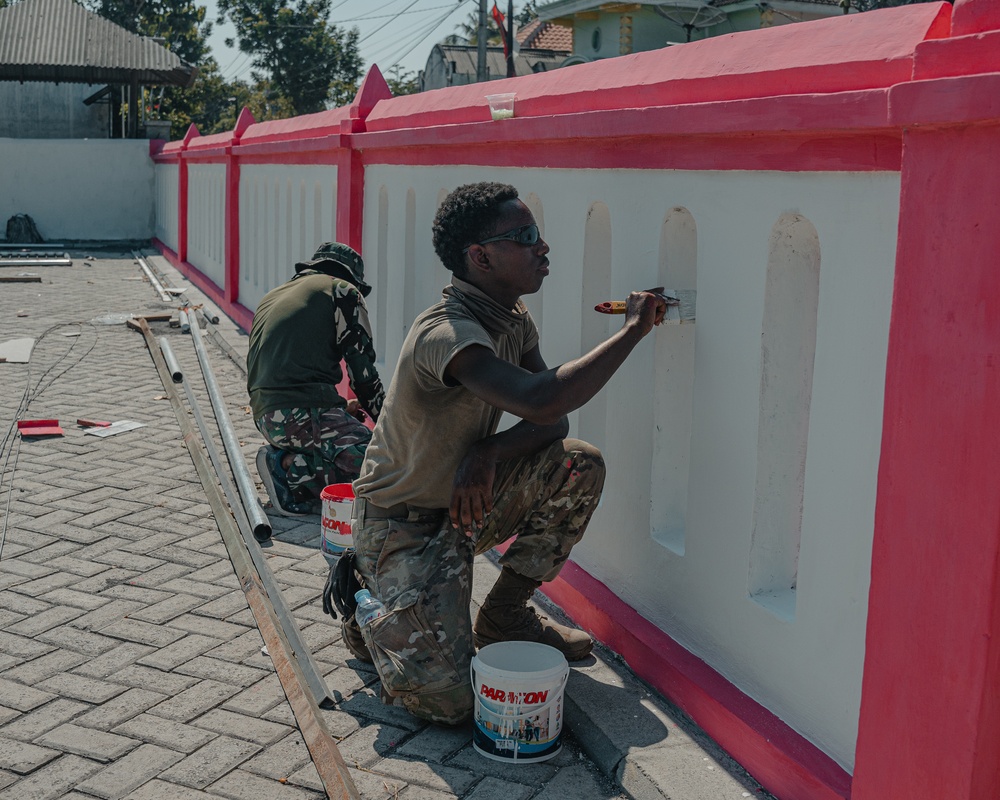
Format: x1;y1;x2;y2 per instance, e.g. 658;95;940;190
0;250;624;800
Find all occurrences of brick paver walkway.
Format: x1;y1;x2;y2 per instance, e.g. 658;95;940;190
0;249;626;799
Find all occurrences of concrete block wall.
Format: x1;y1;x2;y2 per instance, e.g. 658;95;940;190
0;139;156;241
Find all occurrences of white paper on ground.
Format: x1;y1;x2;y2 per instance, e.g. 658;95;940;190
0;338;35;363
84;420;146;437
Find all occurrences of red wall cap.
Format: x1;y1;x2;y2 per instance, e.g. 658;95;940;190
365;3;949;132
890;72;1000;126
951;0;1000;34
187;129;235;151
350;65;392;124
913;29;1000;80
232;106;256;143
239;106;352;146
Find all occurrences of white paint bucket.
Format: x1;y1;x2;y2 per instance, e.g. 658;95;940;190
471;641;569;763
320;483;354;559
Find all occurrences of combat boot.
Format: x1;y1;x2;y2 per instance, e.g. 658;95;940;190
474;567;593;661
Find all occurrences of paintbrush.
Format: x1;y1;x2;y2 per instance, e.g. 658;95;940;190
594;290;696;324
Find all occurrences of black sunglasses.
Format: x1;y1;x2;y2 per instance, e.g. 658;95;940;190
463;223;541;253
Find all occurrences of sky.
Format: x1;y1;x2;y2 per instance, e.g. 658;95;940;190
204;0;499;85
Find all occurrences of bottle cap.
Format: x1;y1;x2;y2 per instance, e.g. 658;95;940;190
354;589;371;602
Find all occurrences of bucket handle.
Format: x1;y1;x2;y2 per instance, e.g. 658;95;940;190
470;663;568;720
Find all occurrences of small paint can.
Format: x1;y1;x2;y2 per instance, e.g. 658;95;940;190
320;483;354;561
471;641;569;763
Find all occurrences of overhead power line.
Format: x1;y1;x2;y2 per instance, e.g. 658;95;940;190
338;3;458;24
367;0;469;69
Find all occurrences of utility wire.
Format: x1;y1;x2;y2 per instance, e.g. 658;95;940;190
0;322;98;562
366;0;468;66
337;3;457;24
217;0;471;97
361;0;464;56
358;0;437;44
220;49;252;80
385;2;466;67
222;0;451;86
333;0;409;24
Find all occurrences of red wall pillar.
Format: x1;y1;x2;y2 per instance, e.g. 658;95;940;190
176;124;199;264
336;65;391;254
225;109;255;307
335;145;364;254
853;3;1000;794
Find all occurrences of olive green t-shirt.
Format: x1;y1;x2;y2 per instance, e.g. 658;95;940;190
354;277;539;510
246;270;384;420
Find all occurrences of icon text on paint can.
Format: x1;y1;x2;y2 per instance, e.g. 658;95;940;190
480;684;549;704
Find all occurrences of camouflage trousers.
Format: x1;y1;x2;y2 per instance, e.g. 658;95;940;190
256;407;372;501
351;438;605;725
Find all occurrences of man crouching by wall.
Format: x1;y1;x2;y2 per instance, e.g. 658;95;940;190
248;242;385;517
349;182;669;724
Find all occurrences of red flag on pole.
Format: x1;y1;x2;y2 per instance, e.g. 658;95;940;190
491;3;509;59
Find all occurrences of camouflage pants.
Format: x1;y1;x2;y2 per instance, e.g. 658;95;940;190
256;407;372;501
351;438;605;725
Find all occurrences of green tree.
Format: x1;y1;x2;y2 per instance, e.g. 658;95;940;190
453;8;501;45
86;0;229;138
87;0;211;63
515;0;538;26
216;0;363;115
385;66;420;97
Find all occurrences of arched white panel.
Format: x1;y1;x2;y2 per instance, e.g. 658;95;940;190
579;202;612;450
376;185;390;363
651;207;698;555
521;191;545;335
748;213;821;619
403;187;417;334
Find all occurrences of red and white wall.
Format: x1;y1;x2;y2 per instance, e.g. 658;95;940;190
151;0;1000;796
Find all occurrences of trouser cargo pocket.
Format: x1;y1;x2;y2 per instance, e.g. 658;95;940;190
354;513;475;699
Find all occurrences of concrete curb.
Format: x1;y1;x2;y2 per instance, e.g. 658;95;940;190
528;582;773;800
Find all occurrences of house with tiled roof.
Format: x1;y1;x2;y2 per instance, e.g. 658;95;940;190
419;19;573;91
517;18;576;50
538;0;850;64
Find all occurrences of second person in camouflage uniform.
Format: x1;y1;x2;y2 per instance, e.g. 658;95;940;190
350;182;672;724
248;242;385;516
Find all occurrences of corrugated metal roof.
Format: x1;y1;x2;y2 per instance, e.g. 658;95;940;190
0;0;196;86
434;44;569;80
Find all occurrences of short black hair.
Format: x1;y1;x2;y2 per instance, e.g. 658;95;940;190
433;182;519;275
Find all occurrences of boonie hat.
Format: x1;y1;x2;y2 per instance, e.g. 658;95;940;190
295;242;371;296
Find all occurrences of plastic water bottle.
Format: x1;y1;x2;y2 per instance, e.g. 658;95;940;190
355;589;386;627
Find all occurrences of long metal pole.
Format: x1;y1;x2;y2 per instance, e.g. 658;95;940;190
180;379;337;711
133;250;172;302
157;337;183;383
477;0;488;82
188;312;272;542
137;319;357;799
506;0;515;77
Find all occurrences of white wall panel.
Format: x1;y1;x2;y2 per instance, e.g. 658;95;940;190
362;163;900;770
186;164;226;288
154;163;179;251
238;164;337;311
0;139;154;239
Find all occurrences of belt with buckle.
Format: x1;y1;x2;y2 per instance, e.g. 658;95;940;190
355;497;444;523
